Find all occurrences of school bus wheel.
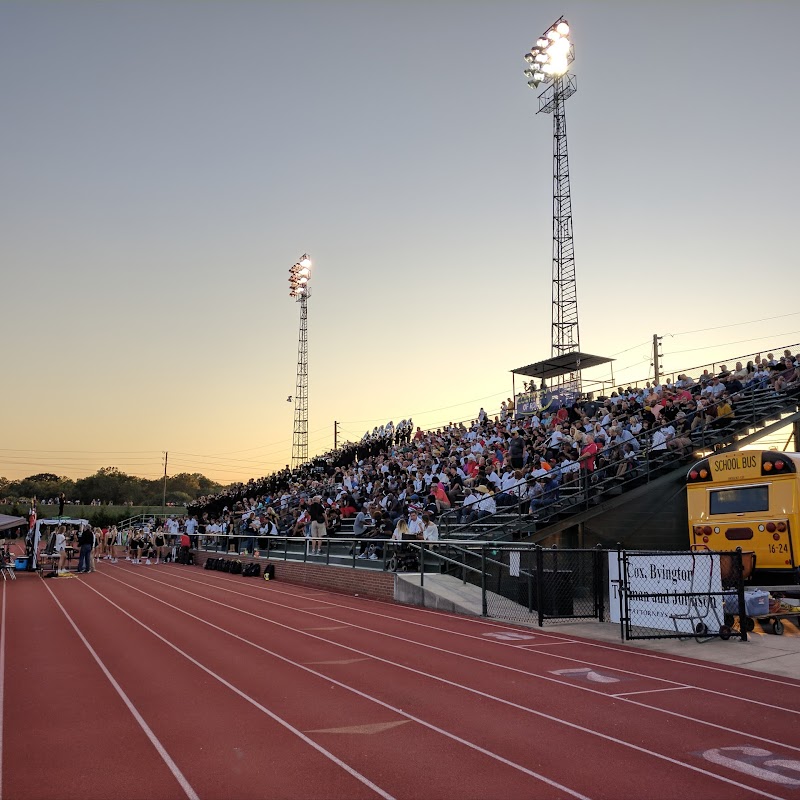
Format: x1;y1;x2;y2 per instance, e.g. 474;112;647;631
742;616;755;632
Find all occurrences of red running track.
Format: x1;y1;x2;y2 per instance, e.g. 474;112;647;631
2;561;799;800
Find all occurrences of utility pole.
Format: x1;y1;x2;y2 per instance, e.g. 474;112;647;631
162;451;168;509
652;334;663;385
334;420;341;450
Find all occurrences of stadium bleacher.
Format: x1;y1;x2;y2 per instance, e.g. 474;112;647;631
190;350;800;562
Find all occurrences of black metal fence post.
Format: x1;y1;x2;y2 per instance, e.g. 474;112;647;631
527;548;534;613
594;544;605;622
536;545;544;627
617;548;627;640
735;547;748;642
480;544;488;616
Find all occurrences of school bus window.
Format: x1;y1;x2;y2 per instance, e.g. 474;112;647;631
709;485;769;515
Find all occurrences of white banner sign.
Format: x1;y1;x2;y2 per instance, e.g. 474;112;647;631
608;552;723;634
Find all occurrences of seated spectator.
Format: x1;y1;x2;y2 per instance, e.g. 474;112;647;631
464;485;496;524
421;513;438;541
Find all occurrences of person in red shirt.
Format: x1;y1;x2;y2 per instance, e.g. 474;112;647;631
580;435;599;474
178;533;191;565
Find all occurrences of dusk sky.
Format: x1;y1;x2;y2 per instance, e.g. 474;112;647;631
2;1;798;483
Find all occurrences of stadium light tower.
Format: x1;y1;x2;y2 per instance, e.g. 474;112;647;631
524;18;582;395
288;253;312;469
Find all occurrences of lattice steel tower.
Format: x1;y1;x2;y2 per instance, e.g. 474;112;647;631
524;18;582;394
288;254;312;469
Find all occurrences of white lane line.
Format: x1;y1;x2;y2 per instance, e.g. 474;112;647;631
106;568;789;800
174;564;800;690
203;570;800;703
612;687;693;698
146;567;800;741
92;572;591;800
41;581;199;800
516;642;577;648
0;582;6;800
70;581;396;800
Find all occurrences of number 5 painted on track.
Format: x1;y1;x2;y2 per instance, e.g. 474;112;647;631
702;746;800;787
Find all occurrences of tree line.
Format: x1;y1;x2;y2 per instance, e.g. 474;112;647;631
0;468;224;508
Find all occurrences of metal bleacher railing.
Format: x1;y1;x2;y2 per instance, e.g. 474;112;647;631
437;382;800;543
193;532;607;626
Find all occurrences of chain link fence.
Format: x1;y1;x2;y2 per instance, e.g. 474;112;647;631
613;549;751;641
479;545;606;625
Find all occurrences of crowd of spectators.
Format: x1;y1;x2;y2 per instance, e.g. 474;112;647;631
188;350;800;543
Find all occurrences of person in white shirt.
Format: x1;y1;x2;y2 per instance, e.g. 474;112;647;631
650;427;668;453
54;526;68;575
407;509;425;538
486;468;502;490
421;514;438;541
464;486;496;523
501;468;519;492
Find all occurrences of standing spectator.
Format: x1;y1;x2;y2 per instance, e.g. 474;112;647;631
308;495;328;556
77;525;93;574
55;525;68;576
508;430;525;470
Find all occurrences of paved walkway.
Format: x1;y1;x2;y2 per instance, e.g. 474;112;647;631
397;573;800;679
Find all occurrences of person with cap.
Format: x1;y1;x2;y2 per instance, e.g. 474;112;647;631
464;485;496;524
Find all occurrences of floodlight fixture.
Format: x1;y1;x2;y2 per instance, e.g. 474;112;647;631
289;252;313;299
522;17;573;86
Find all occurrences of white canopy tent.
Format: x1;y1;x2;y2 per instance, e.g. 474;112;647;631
0;515;27;533
31;518;90;569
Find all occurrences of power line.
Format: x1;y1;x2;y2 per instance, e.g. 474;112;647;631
339;390;510;426
668;311;800;338
666;331;800;358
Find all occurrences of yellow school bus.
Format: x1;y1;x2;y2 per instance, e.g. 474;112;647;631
687;450;800;581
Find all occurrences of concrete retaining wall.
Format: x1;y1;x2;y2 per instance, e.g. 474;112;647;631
192;550;395;601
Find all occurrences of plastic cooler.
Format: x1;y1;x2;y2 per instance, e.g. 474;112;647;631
722;589;771;617
14;556;30;570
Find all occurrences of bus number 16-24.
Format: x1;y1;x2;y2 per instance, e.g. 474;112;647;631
768;543;788;554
